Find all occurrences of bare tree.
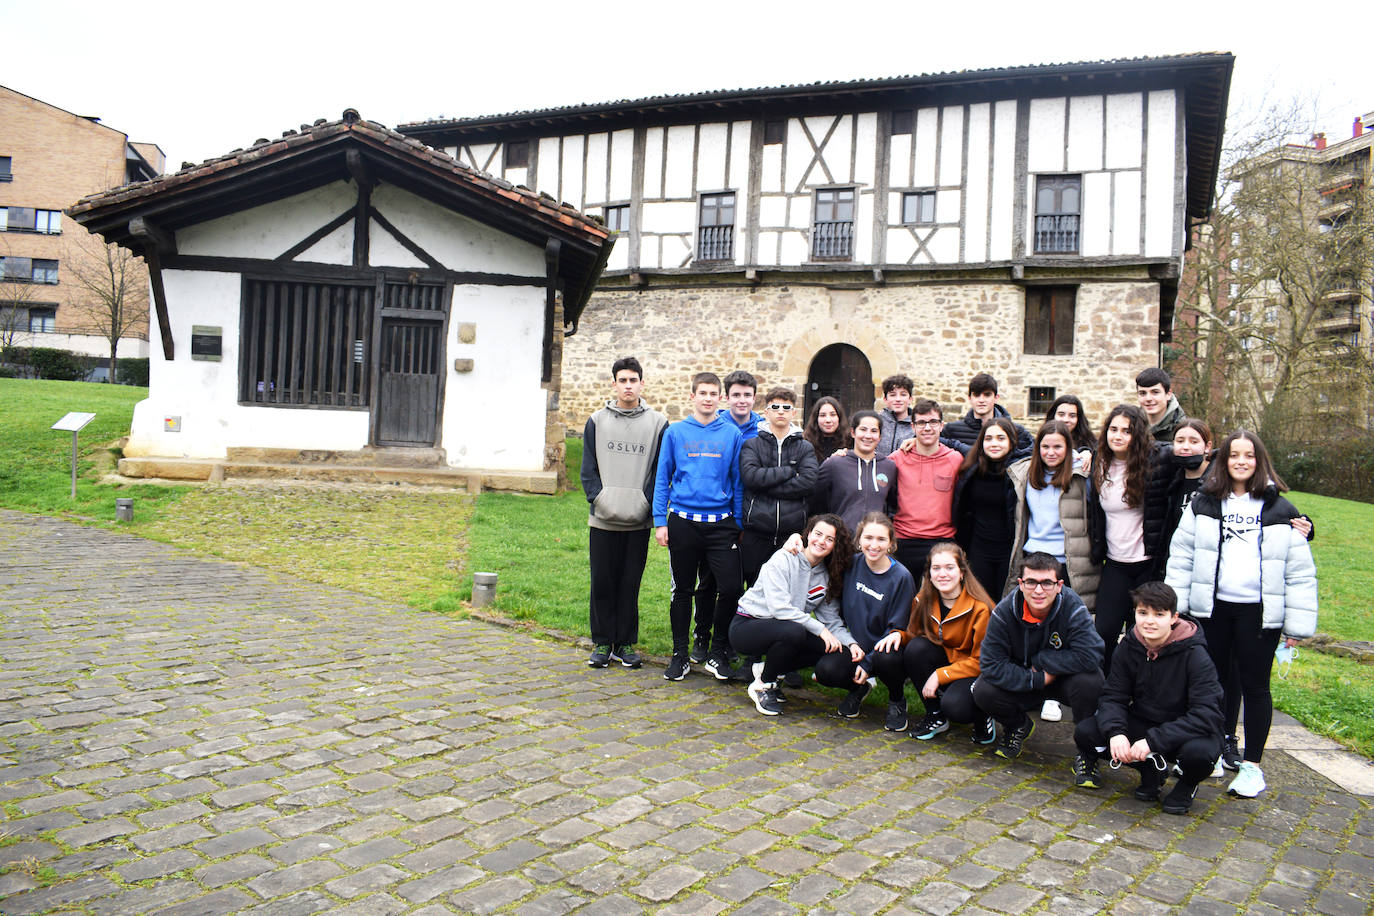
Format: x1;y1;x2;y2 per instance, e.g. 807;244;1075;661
61;231;149;383
0;239;43;359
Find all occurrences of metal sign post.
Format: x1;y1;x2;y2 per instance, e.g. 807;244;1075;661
51;412;96;499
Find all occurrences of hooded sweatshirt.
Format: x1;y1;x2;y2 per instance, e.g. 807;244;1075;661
1097;617;1224;756
809;451;897;534
735;548;837;635
817;554;915;673
876;409;916;460
889;445;962;539
581;398;669;531
718;407;765;442
1148;394;1187;443
942;404;1033;453
979;585;1104;692
652;413;744;527
741;422;819;538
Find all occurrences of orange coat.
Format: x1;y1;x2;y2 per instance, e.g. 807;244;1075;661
903;590;991;685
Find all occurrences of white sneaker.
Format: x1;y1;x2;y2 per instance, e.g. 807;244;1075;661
1040;700;1062;722
1227;760;1266;797
1210;756;1225;779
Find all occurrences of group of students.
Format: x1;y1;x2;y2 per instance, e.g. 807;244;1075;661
579;359;1318;813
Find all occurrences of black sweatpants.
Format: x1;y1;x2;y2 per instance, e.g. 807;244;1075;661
728;615;826;683
870;636;978;723
588;527;651;647
1095;558;1156;676
895;538;942;584
1200;599;1282;764
740;530;791;589
1074;713;1219;785
972;668;1104;728
668;514;743;656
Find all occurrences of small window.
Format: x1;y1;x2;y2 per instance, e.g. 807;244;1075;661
891;111;913;136
5;207;35;232
1034;174;1081;254
1028;386;1056;417
603;205;630;234
0;156;10;181
697;192;736;262
764;120;786;145
901;191;936;225
28;307;55;333
0;256;30;280
504;141;529;169
1024;286;1076;355
812;188;855;260
32;259;58;284
36;210;61;234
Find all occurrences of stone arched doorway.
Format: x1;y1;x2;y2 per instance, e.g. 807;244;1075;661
806;344;875;420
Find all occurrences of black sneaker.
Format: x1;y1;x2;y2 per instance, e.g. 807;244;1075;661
1072;754;1101;789
835;682;872;718
703;650;733;681
909;712;950;741
664;653;690;681
1162;780;1199;815
781;670;803;689
971;715;997;746
747;680;784;716
689;635;710;665
588;644;611;668
1133;763;1166;801
611;645;642;669
994;715;1035;759
1221;734;1242;771
885;698;909;732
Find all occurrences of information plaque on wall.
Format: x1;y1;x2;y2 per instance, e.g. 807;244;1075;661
191;325;222;361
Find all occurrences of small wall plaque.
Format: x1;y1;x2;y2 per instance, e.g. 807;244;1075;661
191;325;222;361
457;323;477;344
453;358;474;373
164;416;181;432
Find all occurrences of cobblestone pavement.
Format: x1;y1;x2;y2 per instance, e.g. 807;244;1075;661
1;510;1371;916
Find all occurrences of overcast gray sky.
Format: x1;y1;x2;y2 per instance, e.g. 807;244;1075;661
4;0;1368;171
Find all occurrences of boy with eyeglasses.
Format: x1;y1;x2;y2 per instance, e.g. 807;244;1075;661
972;551;1105;759
739;387;818;587
888;398;964;577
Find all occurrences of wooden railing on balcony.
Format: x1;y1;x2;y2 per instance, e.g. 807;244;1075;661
697;225;734;262
811;220;853;259
1034;214;1080;254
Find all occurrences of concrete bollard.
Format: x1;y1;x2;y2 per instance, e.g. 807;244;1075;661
115;498;134;522
471;572;498;608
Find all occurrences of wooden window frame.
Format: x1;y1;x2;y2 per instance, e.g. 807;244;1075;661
603;204;630;234
696;192;736;262
1023;285;1076;355
504;141;529;169
891;110;913;136
763;120;786;144
1033;174;1082;255
901;191;936;225
811;187;856;261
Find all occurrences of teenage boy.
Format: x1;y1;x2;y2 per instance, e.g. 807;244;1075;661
889;398;963;576
654;372;745;681
942;372;1032;454
581;357;669;669
973;552;1105;759
876;374;916;459
1136;367;1187;443
810;410;897;534
691;370;765;663
739;387;818;586
1071;581;1223;815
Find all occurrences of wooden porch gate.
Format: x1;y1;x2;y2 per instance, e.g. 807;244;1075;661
374;282;448;447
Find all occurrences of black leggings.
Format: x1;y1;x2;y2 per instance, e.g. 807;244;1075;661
1200;600;1281;764
869;636;979;722
1095;558;1156;676
728;615;826;684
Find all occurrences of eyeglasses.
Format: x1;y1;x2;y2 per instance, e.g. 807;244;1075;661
913;419;941;428
766;404;794;412
1018;578;1059;592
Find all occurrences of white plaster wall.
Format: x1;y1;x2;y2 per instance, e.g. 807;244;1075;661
664;126;694;198
1113;171;1142;256
609;129;634;201
914;108;937;186
889;133;911;187
780;231;808;264
989;101;1017;261
964;103;991;262
662;234;692;268
368;217;426;269
370;184;544;276
1105;94;1143;169
1081;171;1112;257
1145;90;1177;256
854;113;876;187
1067;96;1104;172
642;236;660;269
606;239;629;272
442;283;546;470
759;195;787;227
926;228;960;263
125;269;369;460
761;143;784;194
584;133;608;205
886;228;917;263
939;106;963;186
298;222;353;264
561;135;584;211
728;121;751;191
504;166;528;188
852;191;872;262
177;181;356;259
642;200;695;234
1028;98;1067;174
469;143;498;172
825;115;854;183
937;189;961;230
697;123;727;189
643;128;664;198
756;231;777;267
537;137;562;199
785;120;813;190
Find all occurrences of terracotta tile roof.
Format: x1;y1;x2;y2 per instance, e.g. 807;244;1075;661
68;110;610;242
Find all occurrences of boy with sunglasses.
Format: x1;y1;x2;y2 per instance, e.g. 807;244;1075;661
739;387;818;587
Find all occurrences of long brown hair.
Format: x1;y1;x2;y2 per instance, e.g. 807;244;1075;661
1028;421;1075;491
804;514;855;591
1092;404;1151;508
910;542;996;642
1201;430;1288;499
1045;394;1096;451
958;416;1018;476
804;396;851;456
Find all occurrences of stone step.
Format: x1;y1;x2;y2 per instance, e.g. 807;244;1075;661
223;446;448;468
116;456;559;493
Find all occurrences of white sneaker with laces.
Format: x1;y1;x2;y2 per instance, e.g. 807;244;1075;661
1210;756;1225;779
1040;699;1062;722
1227;760;1266;797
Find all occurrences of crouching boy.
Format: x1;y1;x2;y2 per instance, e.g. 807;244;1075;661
973;552;1105;760
1071;581;1223;815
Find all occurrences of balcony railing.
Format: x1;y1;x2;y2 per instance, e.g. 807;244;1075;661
811;220;853;260
1034;214;1080;254
697;225;734;262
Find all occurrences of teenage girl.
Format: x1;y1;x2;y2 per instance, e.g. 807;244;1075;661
815;512;916;720
1088;405;1173;675
730;514;853;716
953;417;1019;598
1045;394;1097;454
804;397;851;463
883;542;998;744
1166;431;1318;798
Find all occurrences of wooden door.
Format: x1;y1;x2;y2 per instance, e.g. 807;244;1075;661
376;317;443;446
805;344;875;419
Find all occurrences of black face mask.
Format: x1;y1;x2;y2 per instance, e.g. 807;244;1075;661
1173;452;1205;471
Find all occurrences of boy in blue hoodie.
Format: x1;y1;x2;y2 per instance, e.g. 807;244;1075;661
654;372;745;681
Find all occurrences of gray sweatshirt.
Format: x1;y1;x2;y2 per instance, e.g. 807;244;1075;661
581;399;668;531
736;548;837;636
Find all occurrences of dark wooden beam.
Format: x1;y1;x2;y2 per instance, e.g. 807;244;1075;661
277;208;354;261
353;180;372;268
161;253;543;287
129;217;176;359
368;207;443;270
543;238;560;383
129;216;177;256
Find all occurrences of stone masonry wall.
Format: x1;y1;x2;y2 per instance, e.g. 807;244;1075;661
561;273;1161;433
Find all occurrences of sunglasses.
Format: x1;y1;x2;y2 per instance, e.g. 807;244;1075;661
766;404;795;412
